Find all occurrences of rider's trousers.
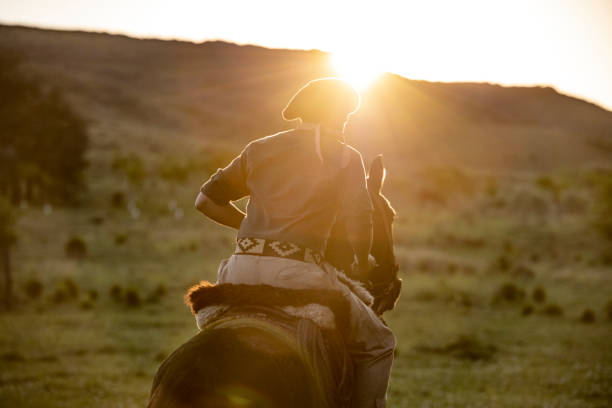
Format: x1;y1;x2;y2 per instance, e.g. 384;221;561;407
214;254;396;408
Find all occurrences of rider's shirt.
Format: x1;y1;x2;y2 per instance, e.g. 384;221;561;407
200;128;373;252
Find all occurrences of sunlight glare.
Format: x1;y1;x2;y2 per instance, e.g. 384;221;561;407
331;52;383;90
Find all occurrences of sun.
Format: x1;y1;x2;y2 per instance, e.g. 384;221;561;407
331;51;383;90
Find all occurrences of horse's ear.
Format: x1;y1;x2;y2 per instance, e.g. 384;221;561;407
367;154;386;194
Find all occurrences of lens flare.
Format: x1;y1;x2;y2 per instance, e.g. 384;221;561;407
331;51;383;90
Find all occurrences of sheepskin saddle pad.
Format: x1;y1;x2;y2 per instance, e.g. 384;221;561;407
185;282;351;335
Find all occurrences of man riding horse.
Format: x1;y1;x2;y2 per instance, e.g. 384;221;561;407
193;78;396;408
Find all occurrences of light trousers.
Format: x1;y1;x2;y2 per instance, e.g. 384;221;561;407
215;254;395;408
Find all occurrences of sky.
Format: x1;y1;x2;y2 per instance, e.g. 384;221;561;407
2;0;612;111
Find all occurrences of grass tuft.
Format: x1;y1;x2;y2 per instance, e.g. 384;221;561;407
579;308;595;323
124;288;142;308
532;286;547;303
492;282;525;304
109;284;123;302
23;278;44;299
605;299;612;321
65;236;87;259
416;335;497;361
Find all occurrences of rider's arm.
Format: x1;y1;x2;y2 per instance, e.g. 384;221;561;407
196;145;249;230
195;192;245;230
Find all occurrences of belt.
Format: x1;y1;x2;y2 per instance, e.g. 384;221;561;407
235;237;324;266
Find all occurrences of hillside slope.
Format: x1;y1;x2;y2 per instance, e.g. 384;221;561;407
1;24;611;172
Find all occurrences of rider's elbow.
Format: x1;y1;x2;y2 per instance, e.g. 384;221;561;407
194;192;208;212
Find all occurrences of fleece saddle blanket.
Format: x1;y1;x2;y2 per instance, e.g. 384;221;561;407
185;282;353;337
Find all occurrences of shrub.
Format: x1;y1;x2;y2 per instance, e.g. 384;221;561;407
61;278;79;299
80;299;93;310
65;237;87;259
87;289;98;301
154;283;167;297
90;215;104;225
23;278;44;299
543;303;564;316
51;287;67;304
495;255;511;272
416;335;497;361
454;292;472;308
579;308;595;323
532;286;547;303
1;351;25;362
114;233;128;246
109;284;123;302
110;191;125;209
521;305;534;316
601;253;612;266
124;288;141;308
146;283;168;304
492;282;525;304
604;300;612;321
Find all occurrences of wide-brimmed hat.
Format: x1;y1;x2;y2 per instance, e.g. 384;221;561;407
282;78;360;123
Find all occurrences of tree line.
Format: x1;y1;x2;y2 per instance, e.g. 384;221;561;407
0;50;89;205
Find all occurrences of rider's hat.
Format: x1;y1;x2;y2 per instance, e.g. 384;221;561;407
282;78;360;123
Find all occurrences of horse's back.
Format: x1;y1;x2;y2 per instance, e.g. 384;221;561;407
148;306;352;408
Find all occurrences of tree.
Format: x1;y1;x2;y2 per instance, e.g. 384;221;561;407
0;49;89;205
0;197;17;308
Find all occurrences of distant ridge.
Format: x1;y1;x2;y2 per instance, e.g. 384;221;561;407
0;23;327;53
1;24;611;171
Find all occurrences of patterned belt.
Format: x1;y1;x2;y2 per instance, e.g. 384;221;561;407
235;237;324;266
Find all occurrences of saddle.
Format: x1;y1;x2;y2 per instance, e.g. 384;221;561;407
185;282;355;408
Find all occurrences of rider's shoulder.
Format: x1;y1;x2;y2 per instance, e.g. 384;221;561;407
245;129;298;151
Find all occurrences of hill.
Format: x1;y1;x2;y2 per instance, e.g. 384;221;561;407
1;25;612;408
1;24;611;174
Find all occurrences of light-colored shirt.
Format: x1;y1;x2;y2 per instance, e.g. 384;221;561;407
201;127;373;252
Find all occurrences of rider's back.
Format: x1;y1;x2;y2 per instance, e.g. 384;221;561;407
201;128;372;252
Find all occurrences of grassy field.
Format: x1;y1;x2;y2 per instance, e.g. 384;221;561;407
1;25;612;408
2;163;611;408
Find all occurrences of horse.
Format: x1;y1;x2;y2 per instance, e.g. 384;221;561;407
147;155;401;408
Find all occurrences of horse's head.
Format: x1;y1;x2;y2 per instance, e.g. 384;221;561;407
325;155;401;315
366;155;402;315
